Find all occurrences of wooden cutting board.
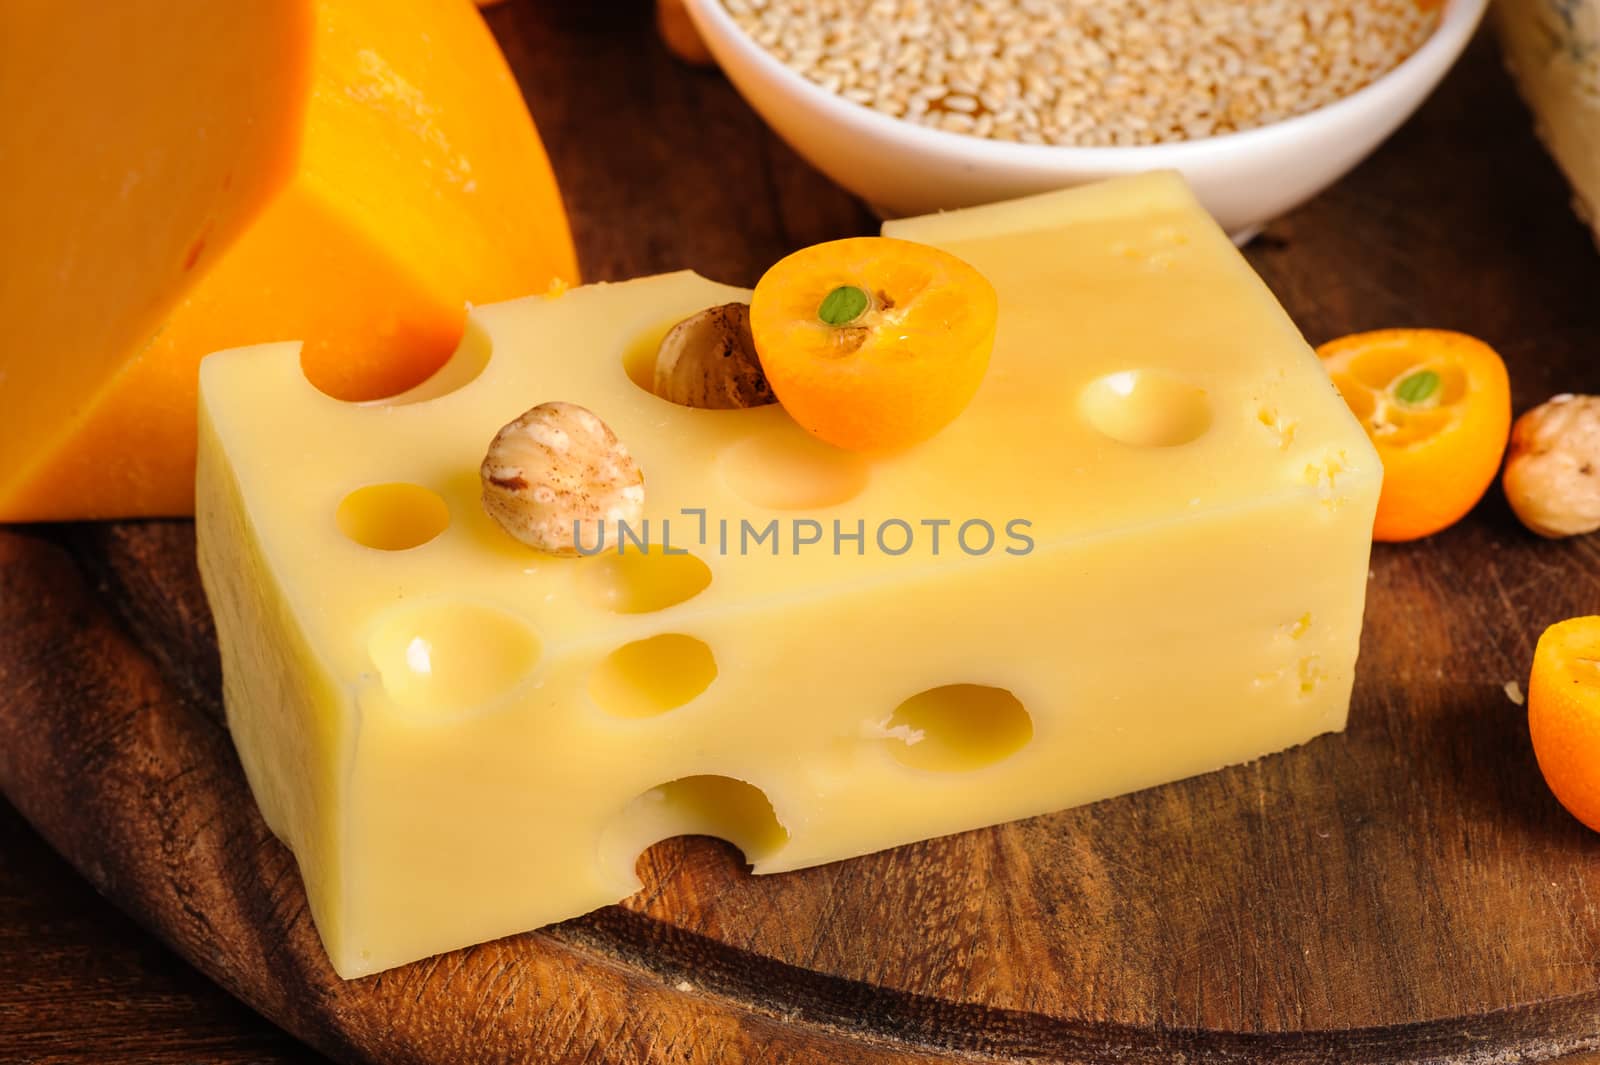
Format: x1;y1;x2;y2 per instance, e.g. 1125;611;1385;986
5;7;1600;1063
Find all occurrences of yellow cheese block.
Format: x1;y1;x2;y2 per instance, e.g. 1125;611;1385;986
196;173;1381;979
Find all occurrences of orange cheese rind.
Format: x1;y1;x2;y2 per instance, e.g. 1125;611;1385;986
0;0;576;522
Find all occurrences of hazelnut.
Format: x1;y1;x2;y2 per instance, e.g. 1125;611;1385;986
1503;394;1600;538
481;402;644;555
652;302;775;409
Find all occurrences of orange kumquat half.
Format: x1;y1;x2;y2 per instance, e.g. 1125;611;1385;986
749;236;997;454
1528;616;1600;834
1318;329;1511;542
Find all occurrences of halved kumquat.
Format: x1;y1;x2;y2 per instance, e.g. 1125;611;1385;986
1318;329;1511;542
1528;616;1600;833
749;236;998;453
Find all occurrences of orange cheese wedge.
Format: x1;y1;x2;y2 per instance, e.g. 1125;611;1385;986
0;0;577;521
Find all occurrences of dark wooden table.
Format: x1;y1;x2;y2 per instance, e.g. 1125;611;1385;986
6;3;1600;1063
0;799;330;1065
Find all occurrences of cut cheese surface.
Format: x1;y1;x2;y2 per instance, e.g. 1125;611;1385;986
0;0;576;522
196;173;1381;978
1;1;313;517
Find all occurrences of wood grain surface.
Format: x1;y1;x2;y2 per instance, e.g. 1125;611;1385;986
5;4;1600;1062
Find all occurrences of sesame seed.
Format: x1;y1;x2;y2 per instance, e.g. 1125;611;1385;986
722;0;1439;145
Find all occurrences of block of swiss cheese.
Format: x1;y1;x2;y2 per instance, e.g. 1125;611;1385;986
0;0;577;521
196;173;1382;978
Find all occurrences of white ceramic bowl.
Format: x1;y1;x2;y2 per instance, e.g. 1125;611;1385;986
683;0;1487;236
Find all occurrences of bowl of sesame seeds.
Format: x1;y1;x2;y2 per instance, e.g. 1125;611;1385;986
682;0;1485;237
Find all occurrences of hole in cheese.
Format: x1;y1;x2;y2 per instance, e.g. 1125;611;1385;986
336;483;450;550
600;775;789;880
883;684;1033;772
719;425;870;510
366;603;540;713
1256;405;1297;450
1080;370;1211;448
364;319;494;406
588;634;717;717
578;550;712;614
622;316;679;395
1297;655;1325;697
